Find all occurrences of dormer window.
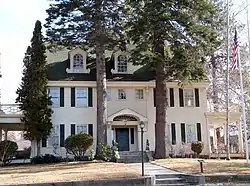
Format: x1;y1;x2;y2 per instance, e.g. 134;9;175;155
66;48;90;74
117;55;127;73
73;54;84;69
112;51;131;74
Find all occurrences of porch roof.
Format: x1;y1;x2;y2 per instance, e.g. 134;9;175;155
107;108;148;122
205;112;241;128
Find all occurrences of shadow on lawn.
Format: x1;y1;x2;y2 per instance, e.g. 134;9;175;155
0;161;97;175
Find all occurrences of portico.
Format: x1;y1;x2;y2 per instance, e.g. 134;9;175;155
107;108;148;151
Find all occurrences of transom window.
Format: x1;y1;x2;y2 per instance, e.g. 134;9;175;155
135;89;144;100
184;89;194;107
73;54;84;69
117;55;127;72
48;88;60;107
76;88;88;107
118;89;126;100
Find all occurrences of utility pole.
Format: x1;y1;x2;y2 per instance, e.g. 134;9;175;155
226;0;231;161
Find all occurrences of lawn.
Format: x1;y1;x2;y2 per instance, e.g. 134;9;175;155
0;161;140;185
153;158;250;175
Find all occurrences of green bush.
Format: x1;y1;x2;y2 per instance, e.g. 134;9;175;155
191;141;204;156
0;140;18;166
98;141;119;162
65;133;93;160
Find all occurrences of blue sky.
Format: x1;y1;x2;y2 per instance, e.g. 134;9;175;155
0;0;247;104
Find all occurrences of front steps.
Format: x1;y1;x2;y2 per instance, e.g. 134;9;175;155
117;151;149;163
154;174;198;186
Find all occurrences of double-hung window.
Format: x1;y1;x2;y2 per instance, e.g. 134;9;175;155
184;89;194;107
48;87;60;107
76;88;88;107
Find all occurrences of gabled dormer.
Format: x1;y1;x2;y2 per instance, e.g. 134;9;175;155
66;48;90;74
111;50;131;74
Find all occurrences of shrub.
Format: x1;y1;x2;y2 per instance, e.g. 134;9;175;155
0;140;18;166
98;141;119;162
65;133;93;160
31;154;63;164
191;141;204;157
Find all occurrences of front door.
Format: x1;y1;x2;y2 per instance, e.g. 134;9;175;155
116;128;129;151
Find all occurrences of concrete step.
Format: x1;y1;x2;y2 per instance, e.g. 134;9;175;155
155;174;184;179
154;183;195;186
155;177;185;185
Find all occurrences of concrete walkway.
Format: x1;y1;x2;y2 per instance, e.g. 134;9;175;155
128;162;182;176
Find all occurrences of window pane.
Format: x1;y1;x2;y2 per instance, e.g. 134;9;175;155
118;89;126;99
136;89;144;99
77;125;87;134
73;54;84;69
76;88;88;107
184;89;194;107
117;55;127;72
106;88;111;100
48;88;59;107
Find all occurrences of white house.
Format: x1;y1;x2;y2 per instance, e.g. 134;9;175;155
29;47;243;158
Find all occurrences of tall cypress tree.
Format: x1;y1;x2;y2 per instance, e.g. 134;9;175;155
45;0;125;157
16;20;53;155
125;0;220;158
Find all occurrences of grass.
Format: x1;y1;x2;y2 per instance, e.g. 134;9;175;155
153;158;250;175
0;161;140;185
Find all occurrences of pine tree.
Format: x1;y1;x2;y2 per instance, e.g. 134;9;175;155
16;20;53;155
125;0;220;158
44;0;125;157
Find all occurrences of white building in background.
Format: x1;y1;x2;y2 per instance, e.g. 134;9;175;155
25;47;242;158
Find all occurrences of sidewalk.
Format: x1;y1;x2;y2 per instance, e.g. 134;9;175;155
128;162;182;175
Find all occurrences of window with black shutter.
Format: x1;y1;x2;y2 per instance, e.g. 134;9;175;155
153;88;156;107
60;87;64;107
130;128;134;144
169;88;175;107
179;89;184;107
71;124;76;136
171;123;176;145
88;88;93;107
195;88;200;107
181;123;186;143
71;88;75;107
196;123;202;141
41;137;47;147
88;124;93;136
60;124;65;147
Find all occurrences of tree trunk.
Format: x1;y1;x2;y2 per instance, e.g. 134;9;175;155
95;0;108;158
211;54;219;112
154;42;168;159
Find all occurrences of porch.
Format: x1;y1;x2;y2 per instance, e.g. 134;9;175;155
106;108;148;152
205;112;244;158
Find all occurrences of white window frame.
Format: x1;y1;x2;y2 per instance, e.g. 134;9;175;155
106;88;111;101
186;124;197;143
48;87;60;107
184;89;195;107
118;89;126;100
73;54;84;70
135;89;144;100
77;124;88;134
117;55;128;73
76;88;88;107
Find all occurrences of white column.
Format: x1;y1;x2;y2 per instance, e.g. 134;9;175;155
107;122;112;146
4;130;8;141
237;121;244;153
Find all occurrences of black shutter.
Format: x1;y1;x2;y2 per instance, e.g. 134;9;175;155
197;123;202;141
153;88;156;107
195;88;200;107
179;88;184;107
41;137;47;147
130;128;135;144
88;124;93;136
169;88;175;107
60;124;65;147
71;124;76;136
71;88;75;107
181;123;186;143
88;88;93;107
60;87;64;107
171;123;176;145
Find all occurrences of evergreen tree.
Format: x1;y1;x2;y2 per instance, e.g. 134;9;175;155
45;0;125;157
125;0;220;158
16;20;53;155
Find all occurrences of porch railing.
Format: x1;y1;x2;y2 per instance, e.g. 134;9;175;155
0;104;22;115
